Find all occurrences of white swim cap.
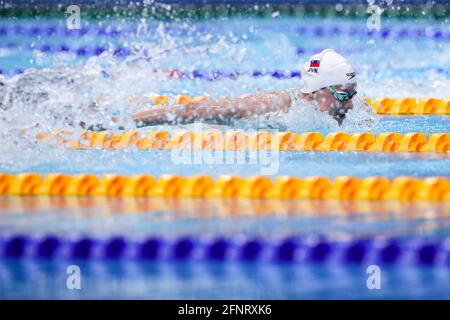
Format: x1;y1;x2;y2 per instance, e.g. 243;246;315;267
301;49;357;94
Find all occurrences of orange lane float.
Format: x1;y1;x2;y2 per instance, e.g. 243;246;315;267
365;97;449;114
1;173;448;202
41;130;450;153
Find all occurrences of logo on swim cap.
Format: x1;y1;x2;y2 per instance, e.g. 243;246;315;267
307;59;321;74
310;60;321;68
346;72;356;80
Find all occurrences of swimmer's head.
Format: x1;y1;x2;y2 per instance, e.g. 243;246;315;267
301;49;358;124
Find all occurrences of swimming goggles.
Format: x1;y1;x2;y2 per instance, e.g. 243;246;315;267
326;86;357;102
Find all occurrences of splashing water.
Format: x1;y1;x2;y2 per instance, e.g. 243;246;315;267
0;46;376;164
0;16;448;171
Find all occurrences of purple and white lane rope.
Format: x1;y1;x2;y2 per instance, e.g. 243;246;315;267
1;23;448;40
1;234;449;267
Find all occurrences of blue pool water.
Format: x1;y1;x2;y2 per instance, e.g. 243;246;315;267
0;12;449;299
1;260;450;299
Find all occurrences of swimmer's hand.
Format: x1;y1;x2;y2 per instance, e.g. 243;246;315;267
79;115;126;131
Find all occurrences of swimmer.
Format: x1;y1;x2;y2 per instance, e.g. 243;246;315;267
0;49;370;131
133;49;362;127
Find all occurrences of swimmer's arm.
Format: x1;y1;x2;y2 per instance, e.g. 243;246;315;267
132;90;299;125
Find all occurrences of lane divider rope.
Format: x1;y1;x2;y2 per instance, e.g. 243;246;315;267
1;24;448;41
1;234;449;267
0;43;133;57
3;66;302;78
38;130;450;153
1;41;366;59
3;66;448;81
366;97;450;115
0;42;371;61
1;173;449;201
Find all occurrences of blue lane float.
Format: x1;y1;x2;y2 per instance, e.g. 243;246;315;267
0;23;448;40
1;66;448;80
1;40;366;58
1;234;449;267
0;43;133;57
0;67;303;79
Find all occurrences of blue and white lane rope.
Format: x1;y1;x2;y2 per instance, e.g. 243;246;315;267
1;66;448;79
0;42;133;57
1;234;449;267
1;40;366;57
0;67;301;79
1;24;449;40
